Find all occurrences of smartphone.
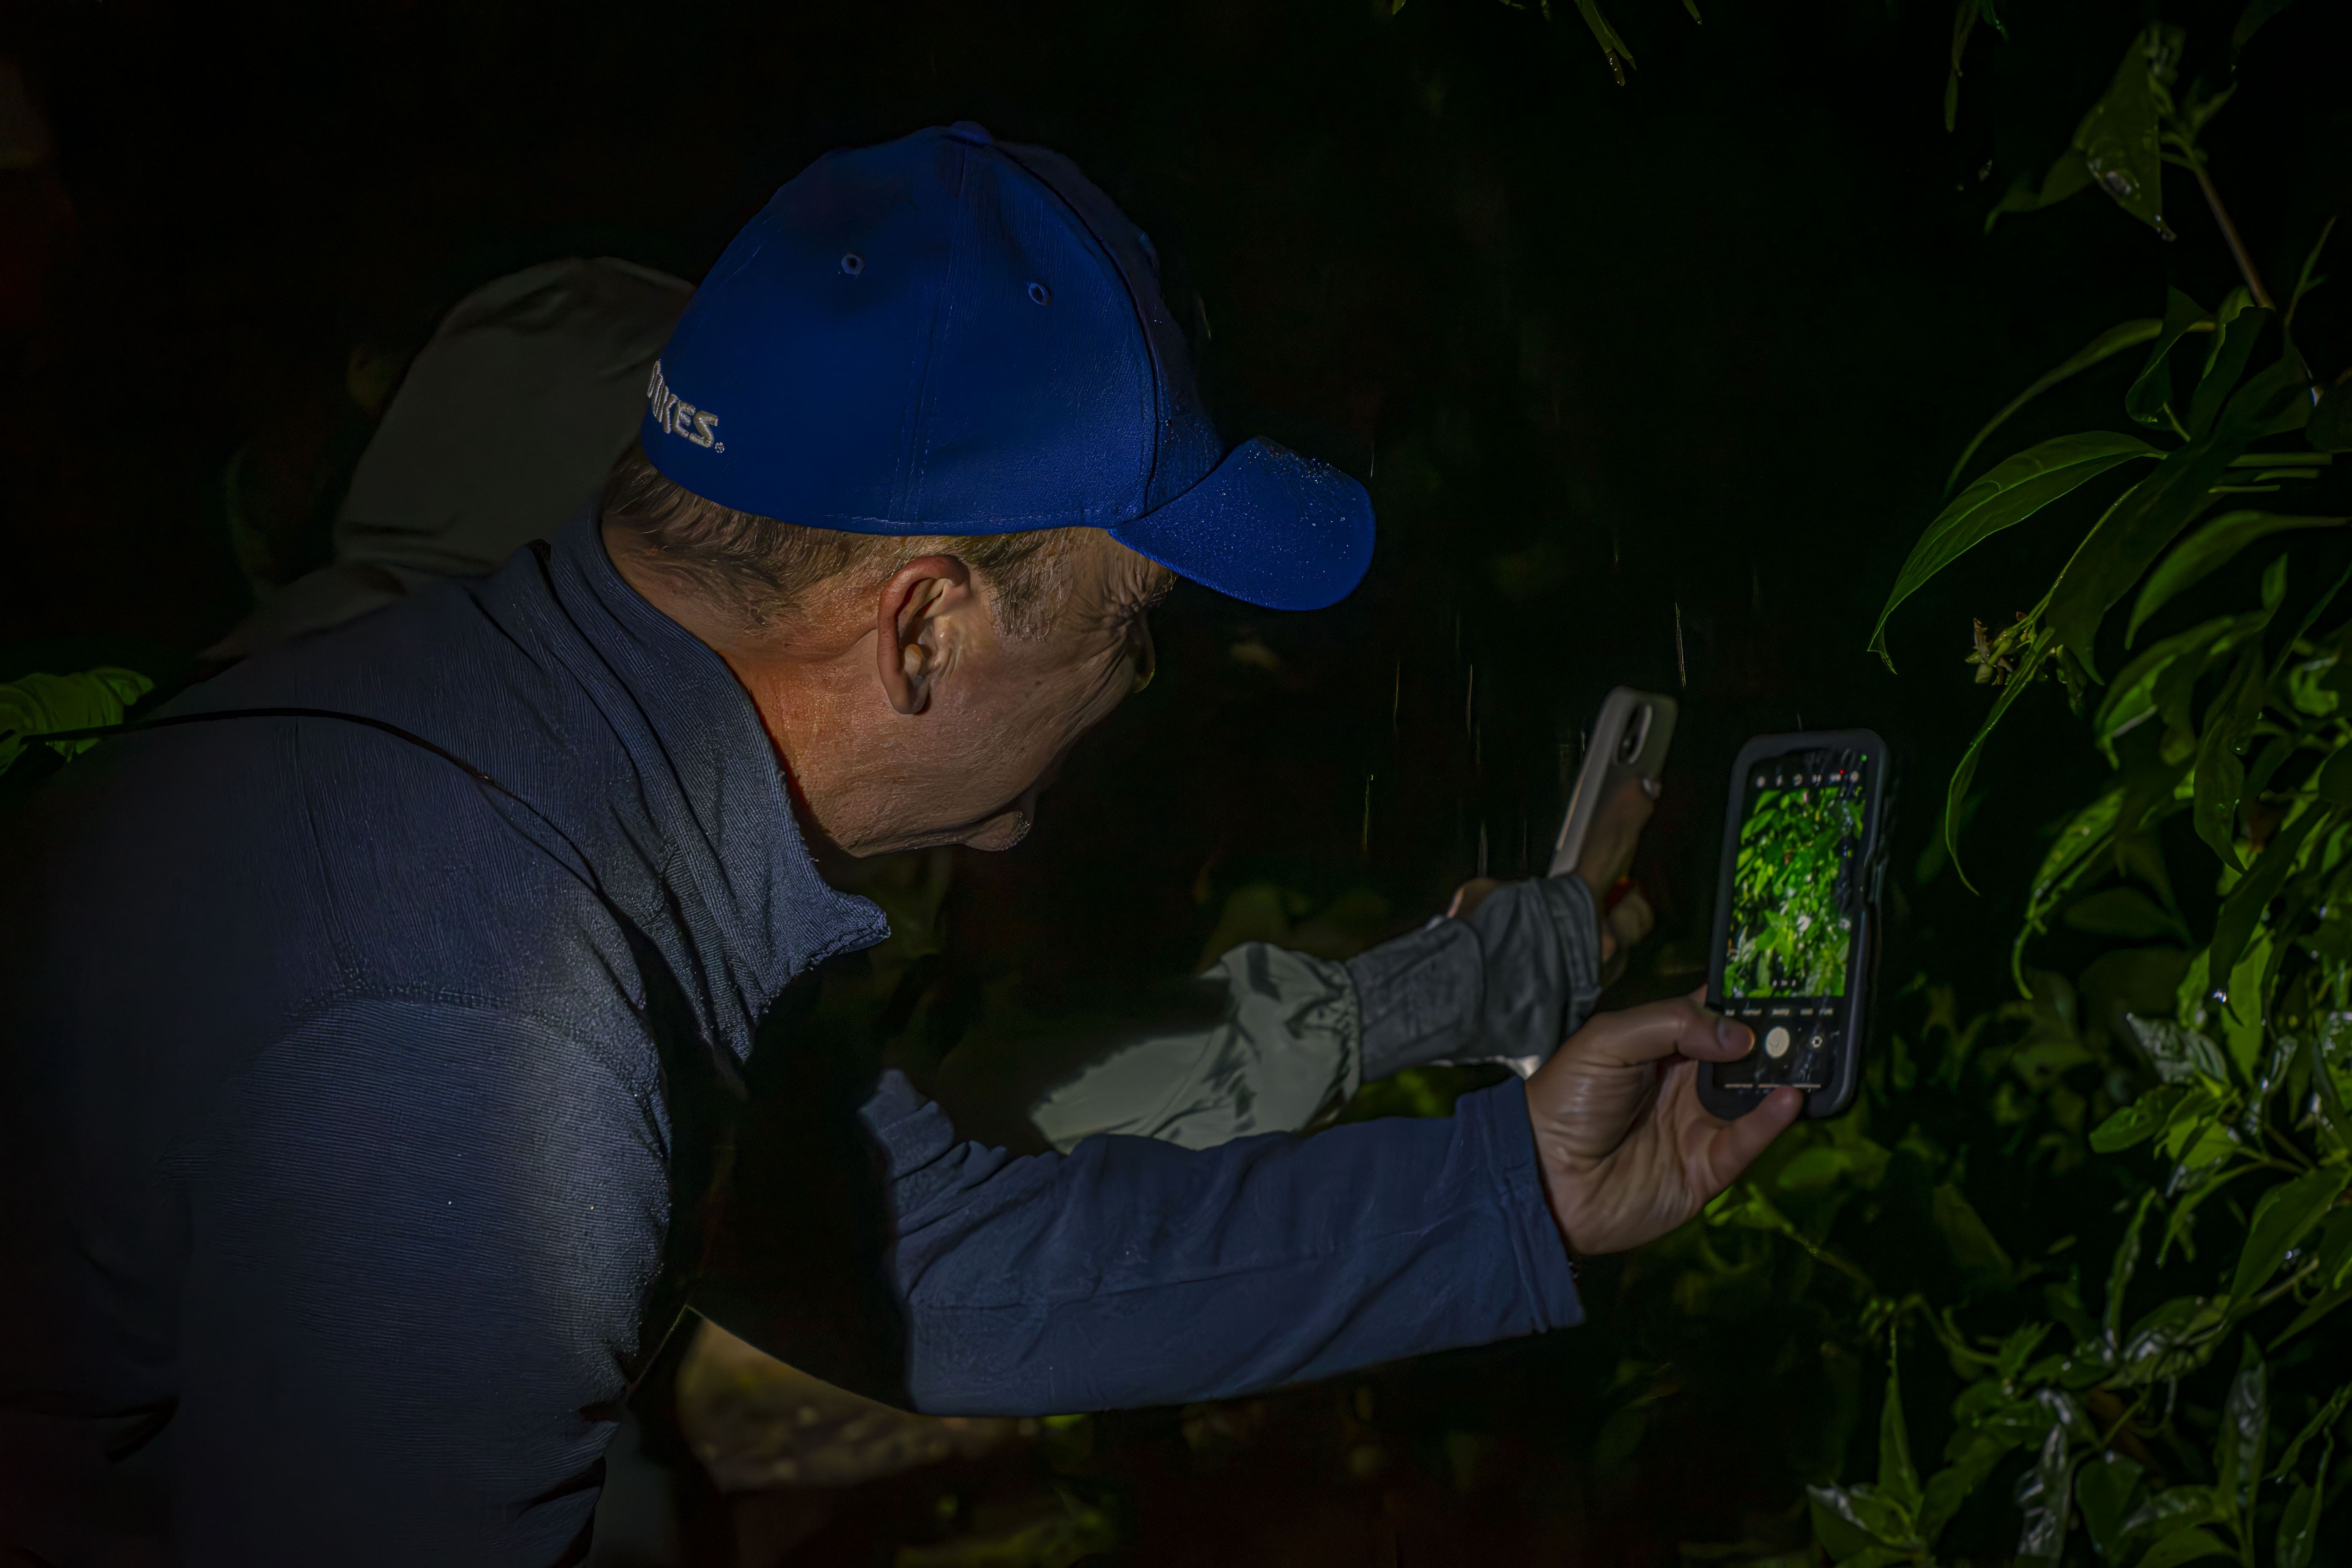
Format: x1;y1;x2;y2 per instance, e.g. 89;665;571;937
1549;688;1677;879
1698;731;1894;1121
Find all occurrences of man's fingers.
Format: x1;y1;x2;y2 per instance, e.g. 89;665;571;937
1446;878;1503;920
1695;1086;1804;1194
1605;887;1655;950
1563;991;1753;1068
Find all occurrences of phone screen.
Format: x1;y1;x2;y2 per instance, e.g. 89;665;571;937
1725;749;1870;1002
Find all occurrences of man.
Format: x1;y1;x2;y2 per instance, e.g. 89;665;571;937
0;122;1799;1563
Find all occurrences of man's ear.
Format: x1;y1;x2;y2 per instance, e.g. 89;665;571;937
875;554;974;716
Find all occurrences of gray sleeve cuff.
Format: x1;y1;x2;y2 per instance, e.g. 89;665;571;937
1347;877;1605;1081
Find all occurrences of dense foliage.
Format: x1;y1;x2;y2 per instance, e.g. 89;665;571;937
1728;779;1867;999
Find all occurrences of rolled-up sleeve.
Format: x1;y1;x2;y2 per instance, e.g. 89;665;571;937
861;1071;1580;1415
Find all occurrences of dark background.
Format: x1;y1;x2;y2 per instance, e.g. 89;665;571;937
3;0;2347;1561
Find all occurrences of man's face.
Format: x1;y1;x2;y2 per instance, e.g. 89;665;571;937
833;533;1166;856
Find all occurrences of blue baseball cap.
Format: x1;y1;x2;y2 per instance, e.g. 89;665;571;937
640;122;1375;612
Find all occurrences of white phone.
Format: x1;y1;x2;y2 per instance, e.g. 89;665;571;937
1549;687;1677;878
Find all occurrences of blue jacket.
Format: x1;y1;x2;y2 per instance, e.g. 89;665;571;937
0;518;1580;1565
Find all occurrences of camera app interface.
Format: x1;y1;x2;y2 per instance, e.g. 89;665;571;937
1716;748;1870;1091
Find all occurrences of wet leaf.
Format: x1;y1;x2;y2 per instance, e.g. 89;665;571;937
1876;1345;1921;1519
2126;1015;2230;1084
2125;288;2214;426
2313;1208;2352;1290
1872;433;2157;669
2273;1281;2352;1345
2275;1478;2321;1568
2187;291;2265;438
1946;318;2164;494
2126;513;2343;644
2094;615;2249;761
2091;1087;2184;1152
2212;806;2329;984
2134;1526;2230;1568
1942;628;2055;889
1985;149;2093;232
2047;432;2242;683
2074;1452;2145;1560
2011;1421;2072;1561
2070;24;2181;234
2115;1294;2228;1385
1569;0;1636;81
2213;1338;2266;1519
2104;1190;2158;1350
2231;1168;2348;1301
2122;1484;2220;1543
1805;1484;1918;1559
2191;648;2267;871
2269;1381;2350;1480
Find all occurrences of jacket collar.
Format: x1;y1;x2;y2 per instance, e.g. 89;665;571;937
520;514;890;1059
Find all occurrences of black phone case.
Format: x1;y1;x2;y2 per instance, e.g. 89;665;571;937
1697;730;1895;1121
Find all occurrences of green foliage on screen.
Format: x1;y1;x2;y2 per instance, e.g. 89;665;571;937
1727;781;1863;999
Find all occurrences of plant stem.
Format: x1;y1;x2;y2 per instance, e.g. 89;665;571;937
2192;163;2275;310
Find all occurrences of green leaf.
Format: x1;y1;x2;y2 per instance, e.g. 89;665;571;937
1946;319;2165;494
2128;1015;2231;1084
2012;1421;2072;1561
2273;1281;2352;1345
2116;1294;2230;1385
2233;0;2304;55
1569;0;1636;81
2104;1190;2157;1353
2126;512;2344;644
2316;746;2352;807
1876;1343;1922;1519
1943;629;2055;890
2287;217;2335;328
2070;24;2182;235
1985;149;2094;233
1933;1182;2015;1292
2192;648;2268;871
2314;1207;2352;1290
2135;1527;2230;1568
2123;1484;2221;1543
2276;1477;2321;1568
1872;433;2158;668
2188;291;2266;438
2092;1087;2185;1152
2214;1338;2266;1519
2312;382;2352;453
2269;1382;2351;1480
2231;1169;2349;1301
2074;1452;2145;1561
2126;288;2216;426
2211;806;2329;984
2047;431;2246;683
2095;615;2246;761
0;667;156;775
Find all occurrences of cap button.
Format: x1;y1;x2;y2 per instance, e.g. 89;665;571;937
946;121;994;146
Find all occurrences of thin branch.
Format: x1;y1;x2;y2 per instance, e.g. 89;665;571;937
2192;163;2275;309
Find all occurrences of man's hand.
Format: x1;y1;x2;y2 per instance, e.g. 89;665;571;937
1525;990;1802;1257
1444;776;1659;969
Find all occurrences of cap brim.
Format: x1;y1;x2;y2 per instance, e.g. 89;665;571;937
1108;437;1375;612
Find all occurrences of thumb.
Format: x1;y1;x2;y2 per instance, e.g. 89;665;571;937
1694;1085;1804;1195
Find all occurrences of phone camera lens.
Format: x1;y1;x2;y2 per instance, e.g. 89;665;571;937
1617;709;1648;765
